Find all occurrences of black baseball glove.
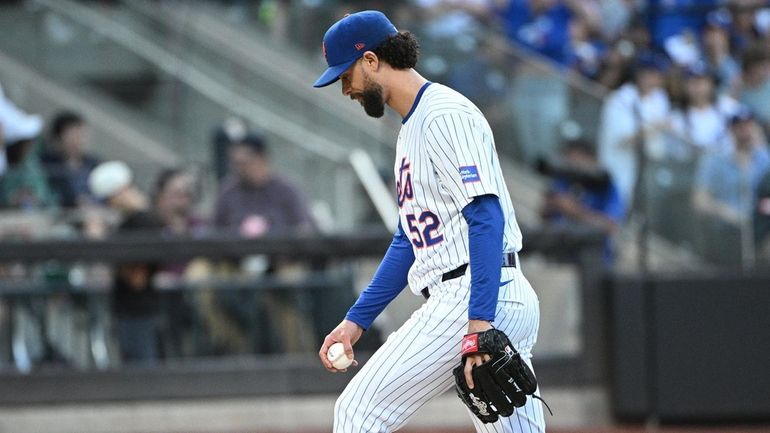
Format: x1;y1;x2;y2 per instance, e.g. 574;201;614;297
452;329;540;424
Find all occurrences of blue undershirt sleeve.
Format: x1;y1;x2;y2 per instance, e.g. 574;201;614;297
345;222;415;330
462;194;505;322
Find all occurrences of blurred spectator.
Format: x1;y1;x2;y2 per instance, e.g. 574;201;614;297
214;133;315;235
702;8;742;95
728;0;763;54
693;107;770;265
598;51;671;210
598;11;656;90
41;111;100;208
154;168;204;238
88;161;149;218
88;161;163;363
211;117;247;183
597;0;638;41
0;87;54;210
596;37;637;90
539;139;624;264
497;0;594;163
664;29;702;69
669;62;738;157
625;12;654;54
737;44;770;133
153;167;207;282
646;0;719;50
495;0;598;68
757;6;770;40
649;62;739;246
152;167;206;357
569;12;607;79
694;107;769;223
213;133;317;354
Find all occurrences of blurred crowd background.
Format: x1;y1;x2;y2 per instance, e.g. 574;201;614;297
0;0;769;429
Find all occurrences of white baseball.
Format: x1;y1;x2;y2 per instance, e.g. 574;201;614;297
327;342;353;370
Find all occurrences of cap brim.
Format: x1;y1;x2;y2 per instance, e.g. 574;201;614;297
313;59;357;88
3;115;43;144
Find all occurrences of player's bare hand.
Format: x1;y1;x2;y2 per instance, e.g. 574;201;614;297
319;319;363;373
464;319;493;388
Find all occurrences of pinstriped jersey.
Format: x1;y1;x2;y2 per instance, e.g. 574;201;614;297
396;82;522;294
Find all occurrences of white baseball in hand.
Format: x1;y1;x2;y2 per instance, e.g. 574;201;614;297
327;342;354;370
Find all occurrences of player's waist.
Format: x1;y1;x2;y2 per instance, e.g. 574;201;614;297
420;252;519;299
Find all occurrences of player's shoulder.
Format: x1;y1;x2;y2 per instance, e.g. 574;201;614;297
420;83;484;125
421;83;476;111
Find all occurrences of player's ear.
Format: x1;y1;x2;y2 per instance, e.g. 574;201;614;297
362;51;379;72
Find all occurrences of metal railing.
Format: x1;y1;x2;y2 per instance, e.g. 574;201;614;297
34;0;350;164
122;0;398;156
0;227;607;403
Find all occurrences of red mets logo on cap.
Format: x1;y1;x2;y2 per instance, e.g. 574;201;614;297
355;42;366;51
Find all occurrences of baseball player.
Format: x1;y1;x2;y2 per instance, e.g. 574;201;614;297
314;11;546;433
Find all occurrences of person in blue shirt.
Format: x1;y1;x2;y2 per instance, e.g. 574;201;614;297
701;8;741;95
495;0;578;67
693;107;770;267
646;0;720;49
695;107;770;225
41;111;101;208
540;139;625;265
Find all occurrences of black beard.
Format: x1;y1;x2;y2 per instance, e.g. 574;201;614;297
362;83;385;118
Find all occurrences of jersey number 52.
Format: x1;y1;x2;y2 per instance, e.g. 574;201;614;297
405;211;444;248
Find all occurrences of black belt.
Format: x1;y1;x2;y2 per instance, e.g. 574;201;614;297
421;252;518;299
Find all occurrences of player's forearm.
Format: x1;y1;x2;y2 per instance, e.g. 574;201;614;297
345;223;415;330
462;195;504;322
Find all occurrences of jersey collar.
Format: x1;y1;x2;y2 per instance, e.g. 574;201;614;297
402;82;432;124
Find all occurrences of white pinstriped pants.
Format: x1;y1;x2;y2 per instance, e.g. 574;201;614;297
334;266;546;433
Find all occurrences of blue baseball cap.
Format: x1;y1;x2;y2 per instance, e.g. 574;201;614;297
706;8;732;30
730;106;755;125
313;11;398;88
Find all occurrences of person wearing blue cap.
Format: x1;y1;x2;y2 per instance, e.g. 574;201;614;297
702;8;741;95
314;10;546;433
693;105;770;266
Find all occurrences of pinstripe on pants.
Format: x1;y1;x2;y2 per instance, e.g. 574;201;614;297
334;267;546;433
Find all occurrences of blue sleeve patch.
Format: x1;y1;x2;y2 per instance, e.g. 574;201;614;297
459;165;480;183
